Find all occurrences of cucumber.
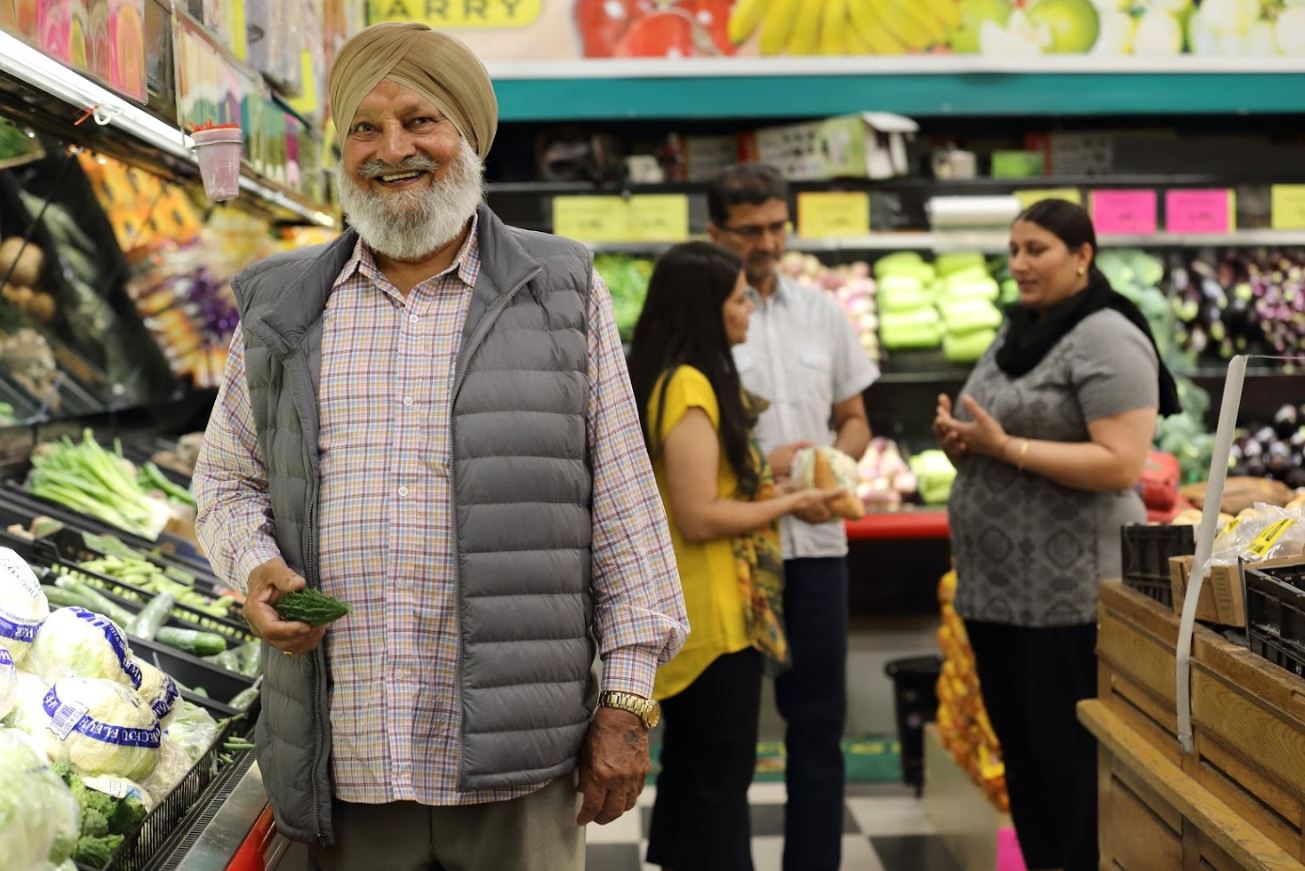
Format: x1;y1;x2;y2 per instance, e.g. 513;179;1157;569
42;584;96;611
51;577;135;626
236;640;263;677
229;685;260;710
128;591;175;641
275;589;352;626
156;626;227;656
206;649;241;672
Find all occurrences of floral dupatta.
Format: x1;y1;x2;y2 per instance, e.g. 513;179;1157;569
733;391;790;673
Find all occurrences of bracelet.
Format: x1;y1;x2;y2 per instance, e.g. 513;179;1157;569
1015;438;1030;471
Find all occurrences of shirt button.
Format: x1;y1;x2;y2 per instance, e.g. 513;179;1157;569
402;396;413;407
398;486;409;497
409;314;420;324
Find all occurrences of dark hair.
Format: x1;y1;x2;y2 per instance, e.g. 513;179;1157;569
1014;198;1101;278
707;163;788;228
626;241;756;490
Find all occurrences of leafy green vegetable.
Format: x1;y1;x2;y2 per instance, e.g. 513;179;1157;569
138;462;196;509
27;431;171;539
594;254;652;342
52;761;147;866
276;589;352;626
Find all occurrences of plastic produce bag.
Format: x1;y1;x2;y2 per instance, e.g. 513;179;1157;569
0;647;16;721
26;608;143;689
26;677;161;782
911;451;958;505
943;329;997;364
1210;504;1305;566
141;736;193;804
164;700;220;763
0;727;80;868
0;546;50;666
134;659;180;727
791;446;864;519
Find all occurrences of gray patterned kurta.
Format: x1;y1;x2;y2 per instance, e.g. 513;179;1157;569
949;309;1159;627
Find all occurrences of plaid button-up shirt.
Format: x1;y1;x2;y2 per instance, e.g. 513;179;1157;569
194;219;687;805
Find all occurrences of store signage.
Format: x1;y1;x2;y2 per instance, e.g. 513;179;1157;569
367;0;542;28
1090;190;1157;236
553;194;689;243
1165;189;1235;234
1013;188;1081;210
1271;185;1305;230
797;192;870;239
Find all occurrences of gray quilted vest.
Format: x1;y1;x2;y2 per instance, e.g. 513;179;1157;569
232;205;595;845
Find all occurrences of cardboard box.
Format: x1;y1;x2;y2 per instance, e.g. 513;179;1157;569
741;112;918;182
1168;554;1304;627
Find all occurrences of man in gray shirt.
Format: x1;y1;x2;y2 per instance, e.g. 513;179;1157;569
709;164;878;871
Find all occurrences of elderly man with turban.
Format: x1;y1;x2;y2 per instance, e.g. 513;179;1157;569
193;23;688;870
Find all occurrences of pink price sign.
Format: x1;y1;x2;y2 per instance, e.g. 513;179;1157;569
1090;190;1157;235
1165;189;1233;234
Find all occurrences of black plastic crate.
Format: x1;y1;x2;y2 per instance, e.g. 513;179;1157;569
1249;631;1305;680
1120;524;1195;608
1246;563;1305;649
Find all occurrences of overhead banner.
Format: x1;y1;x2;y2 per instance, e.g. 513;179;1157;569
366;0;1305;62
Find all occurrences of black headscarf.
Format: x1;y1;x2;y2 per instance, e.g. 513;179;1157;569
995;268;1181;416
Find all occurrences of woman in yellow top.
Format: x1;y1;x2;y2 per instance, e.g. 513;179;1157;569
627;242;839;871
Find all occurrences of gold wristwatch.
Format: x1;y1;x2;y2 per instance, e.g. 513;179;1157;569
598;691;661;729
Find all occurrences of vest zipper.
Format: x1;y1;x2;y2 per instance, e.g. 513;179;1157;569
451;267;541;788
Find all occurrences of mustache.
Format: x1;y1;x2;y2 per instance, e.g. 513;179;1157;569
356;155;442;179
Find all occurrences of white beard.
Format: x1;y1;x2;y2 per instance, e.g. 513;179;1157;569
337;139;484;263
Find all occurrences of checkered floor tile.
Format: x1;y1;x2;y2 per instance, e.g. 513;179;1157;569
584;783;962;871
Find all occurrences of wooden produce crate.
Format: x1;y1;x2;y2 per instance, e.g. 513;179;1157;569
1083;581;1305;869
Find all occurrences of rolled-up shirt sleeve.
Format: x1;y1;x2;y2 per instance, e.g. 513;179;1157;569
586;273;689;698
192;326;283;594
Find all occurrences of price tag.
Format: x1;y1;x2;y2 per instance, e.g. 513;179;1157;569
1271;185;1305;230
1013;188;1081;209
1090;190;1157;235
797;192;870;239
553;195;689;243
1165;189;1235;234
552;197;632;243
627;195;689;242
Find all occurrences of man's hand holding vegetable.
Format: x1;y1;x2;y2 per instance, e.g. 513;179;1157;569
245;559;327;657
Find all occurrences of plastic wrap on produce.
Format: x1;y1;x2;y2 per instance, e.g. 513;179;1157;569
0;647;15;721
0;727;80;869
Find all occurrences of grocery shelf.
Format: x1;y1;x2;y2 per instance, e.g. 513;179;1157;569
487;58;1305;121
845;510;949;541
0;30;335;227
588;230;1305;256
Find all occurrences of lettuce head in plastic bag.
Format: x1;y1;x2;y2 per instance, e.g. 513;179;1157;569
0;546;50;666
134;659;180;727
26;608;143;689
29;677;161;782
0;727;80;868
790;446;865;519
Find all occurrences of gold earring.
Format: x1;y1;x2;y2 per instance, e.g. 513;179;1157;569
1077;267;1086;276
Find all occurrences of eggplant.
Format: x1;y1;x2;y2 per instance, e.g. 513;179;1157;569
1275;404;1299;439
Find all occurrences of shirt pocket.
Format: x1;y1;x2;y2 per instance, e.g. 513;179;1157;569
796;348;833;405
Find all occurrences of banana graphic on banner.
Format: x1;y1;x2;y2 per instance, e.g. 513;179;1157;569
730;0;961;56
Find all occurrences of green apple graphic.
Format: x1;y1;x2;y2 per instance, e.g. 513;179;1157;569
1027;0;1101;52
950;0;1013;53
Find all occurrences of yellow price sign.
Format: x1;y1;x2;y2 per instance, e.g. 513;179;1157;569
1014;188;1082;209
797;192;870;239
552;197;630;243
367;0;542;27
553;195;689;243
627;195;689;243
1271;185;1305;230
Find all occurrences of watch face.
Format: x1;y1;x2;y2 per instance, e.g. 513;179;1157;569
645;704;661;729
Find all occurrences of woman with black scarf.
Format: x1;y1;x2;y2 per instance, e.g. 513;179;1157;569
933;198;1180;871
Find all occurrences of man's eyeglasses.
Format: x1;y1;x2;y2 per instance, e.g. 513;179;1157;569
720;221;789;240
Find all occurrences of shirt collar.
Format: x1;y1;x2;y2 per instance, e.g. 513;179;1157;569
749;270;793;307
334;212;480;292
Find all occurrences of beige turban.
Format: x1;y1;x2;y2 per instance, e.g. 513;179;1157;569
328;22;498;160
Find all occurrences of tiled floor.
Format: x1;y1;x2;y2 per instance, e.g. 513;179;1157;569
585;782;962;871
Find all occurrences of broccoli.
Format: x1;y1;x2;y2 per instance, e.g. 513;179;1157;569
74;832;124;867
109;796;147;835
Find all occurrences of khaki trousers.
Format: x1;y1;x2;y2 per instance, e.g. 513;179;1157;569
310;775;584;871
